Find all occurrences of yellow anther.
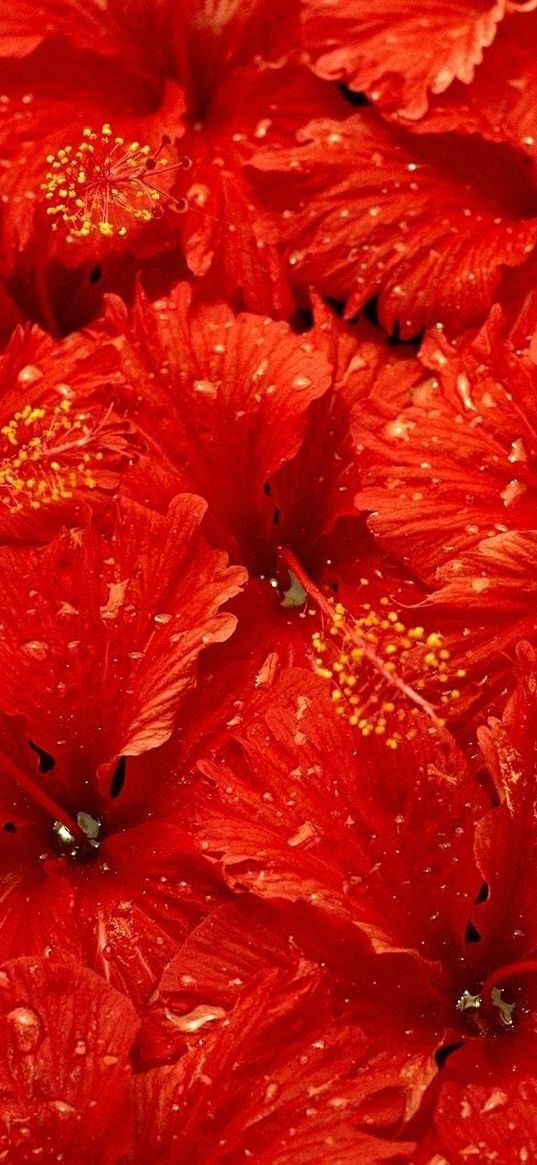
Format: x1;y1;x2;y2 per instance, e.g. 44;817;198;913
311;595;460;747
0;396;126;513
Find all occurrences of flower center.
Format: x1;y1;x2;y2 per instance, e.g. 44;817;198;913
41;124;191;239
53;812;101;862
456;957;537;1033
0;393;129;512
456;986;516;1031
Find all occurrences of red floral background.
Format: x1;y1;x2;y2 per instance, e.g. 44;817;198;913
0;2;536;1161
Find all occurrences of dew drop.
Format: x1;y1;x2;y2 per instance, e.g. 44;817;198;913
481;1089;507;1113
187;183;210;207
165;1004;227;1032
501;478;526;507
264;1082;280;1102
456;374;476;411
254;118;272;139
20;640;50;660
7;1006;43;1053
193;379;218;398
17;365;43;386
287;821;317;847
51;1100;76;1118
509;438;528;464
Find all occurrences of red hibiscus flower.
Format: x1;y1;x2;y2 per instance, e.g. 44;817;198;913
100;285;365;575
0;493;244;1002
193;656;537;1157
0;0;344;329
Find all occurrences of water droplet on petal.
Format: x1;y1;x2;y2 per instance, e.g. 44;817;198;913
17;365;43;386
193;379;218;398
509;438;528;463
21;640;50;660
264;1082;280;1102
165;1004;227;1032
287;821;317;847
7;1006;43;1053
51;1100;76;1118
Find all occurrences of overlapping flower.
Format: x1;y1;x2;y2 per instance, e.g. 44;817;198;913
1;2;537;1162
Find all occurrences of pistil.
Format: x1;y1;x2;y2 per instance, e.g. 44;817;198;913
279;547;455;746
42;124;191;240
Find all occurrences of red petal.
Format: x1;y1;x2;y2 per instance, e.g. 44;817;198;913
301;0;504;120
421;532;537;719
0;0;171;71
471;644;537;965
267;306;415;561
399;10;537;158
177;140;292;315
173;63;345;312
108;285;333;570
134;959;414;1163
430;1074;537;1163
253;112;537;335
355;309;537;582
0;957;138;1163
196;667;485;961
351;308;537;716
0;494;245;773
138;900;307;1063
170;0;301;110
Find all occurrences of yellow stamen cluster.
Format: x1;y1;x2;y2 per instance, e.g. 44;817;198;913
41;124;185;239
0;397;105;512
312;597;466;748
